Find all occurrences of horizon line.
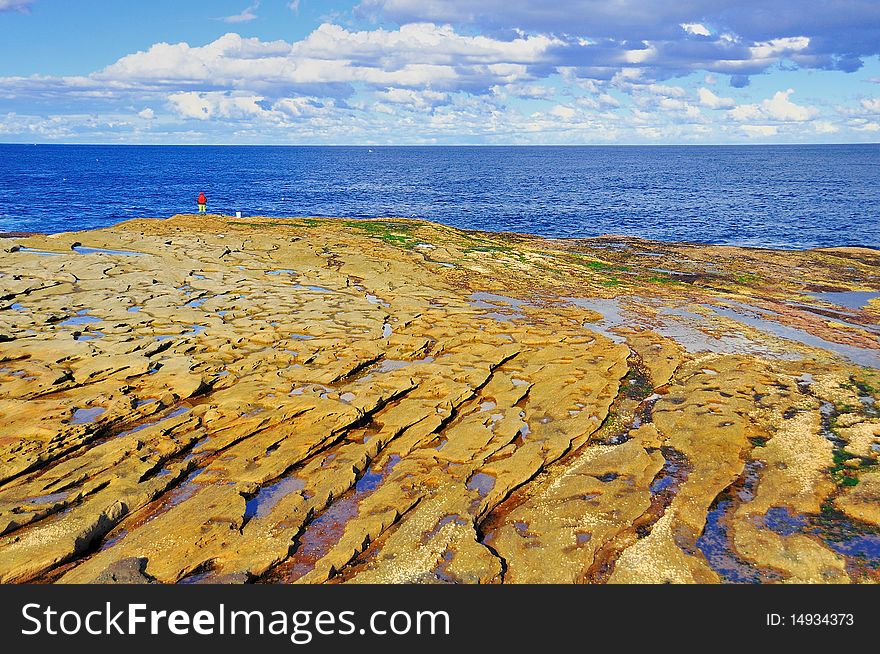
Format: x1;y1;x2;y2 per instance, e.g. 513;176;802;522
1;141;878;148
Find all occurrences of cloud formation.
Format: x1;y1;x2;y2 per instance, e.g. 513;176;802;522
222;2;260;24
361;0;880;79
41;25;560;99
729;89;816;122
0;0;33;12
1;2;879;144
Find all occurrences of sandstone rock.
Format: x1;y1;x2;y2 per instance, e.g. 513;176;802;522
0;215;877;584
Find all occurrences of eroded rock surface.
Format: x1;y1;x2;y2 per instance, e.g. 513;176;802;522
1;215;878;584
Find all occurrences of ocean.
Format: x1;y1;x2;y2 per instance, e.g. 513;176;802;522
0;143;877;249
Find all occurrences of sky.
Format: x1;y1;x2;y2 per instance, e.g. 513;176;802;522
1;0;879;144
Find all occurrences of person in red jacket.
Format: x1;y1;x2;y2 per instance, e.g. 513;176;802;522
197;192;207;214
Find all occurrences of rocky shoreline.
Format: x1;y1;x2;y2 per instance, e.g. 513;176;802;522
0;214;878;584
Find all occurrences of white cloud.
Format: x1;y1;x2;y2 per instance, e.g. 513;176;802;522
165;90;346;131
0;111;139;139
168;92;273;122
698;87;734;109
550;104;577;120
853;121;880;131
729;103;761;121
88;26;559;96
293;23;559;66
138;108;155;120
492;83;556;100
223;2;260;24
762;88;816;121
749;36;810;60
730;89;816;123
374;87;449;110
0;0;33;12
642;83;686;97
740;124;779;137
274;96;334;118
861;98;880;113
681;23;711;37
813;121;838;134
622;44;657;64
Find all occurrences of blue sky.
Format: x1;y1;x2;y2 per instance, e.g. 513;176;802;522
1;0;879;144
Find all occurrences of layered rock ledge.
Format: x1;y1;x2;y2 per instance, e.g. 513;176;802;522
1;214;879;584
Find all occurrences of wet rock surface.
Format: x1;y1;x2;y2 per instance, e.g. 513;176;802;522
1;214;879;584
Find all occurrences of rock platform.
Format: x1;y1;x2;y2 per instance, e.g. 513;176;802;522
1;214;878;584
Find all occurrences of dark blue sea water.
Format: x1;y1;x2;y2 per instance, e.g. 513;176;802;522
0;144;877;249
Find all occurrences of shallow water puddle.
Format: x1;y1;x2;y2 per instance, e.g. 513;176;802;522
810;310;880;335
808;291;880;311
619;447;692;547
654;306;777;357
566;297;628;343
291;384;333;397
19;247;64;256
177;569;217;584
365;293;390;307
147;468;205;518
823;531;880;560
99;463;204;551
24;491;69;505
58;310;101;327
471;292;528;308
760;503;880;579
710;303;880;368
245;476;306;520
115;406;191;439
294;284;336;294
268;455;402;582
423;514;470;543
696;460;781;583
786;300;880;336
466;472;496;497
75;331;104;341
697;499;777;583
72;246;145;257
370;356;435;374
470;292;529;321
644;447;689;500
761;506;807;536
70;406;106;425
